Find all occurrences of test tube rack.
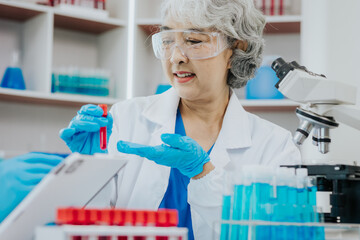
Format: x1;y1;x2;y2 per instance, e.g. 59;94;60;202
35;208;188;240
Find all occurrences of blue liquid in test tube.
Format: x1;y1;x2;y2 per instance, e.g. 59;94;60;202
231;185;242;240
272;183;288;240
253;182;272;240
220;195;231;240
239;184;253;240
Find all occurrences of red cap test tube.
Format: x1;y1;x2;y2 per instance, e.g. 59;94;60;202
98;104;108;150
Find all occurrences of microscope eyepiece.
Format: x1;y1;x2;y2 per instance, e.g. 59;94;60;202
271;57;286;72
271;57;295;87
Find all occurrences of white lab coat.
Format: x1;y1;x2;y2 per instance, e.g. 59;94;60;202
104;87;301;240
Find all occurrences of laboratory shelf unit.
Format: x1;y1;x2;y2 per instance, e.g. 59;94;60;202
0;0;129;105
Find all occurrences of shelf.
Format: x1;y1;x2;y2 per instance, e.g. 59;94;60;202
266;15;302;23
240;99;299;111
0;88;120;107
0;88;299;111
53;10;126;34
137;18;161;35
137;15;301;35
0;1;48;22
264;15;301;34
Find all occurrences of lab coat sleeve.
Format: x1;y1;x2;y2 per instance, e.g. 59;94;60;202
188;167;226;240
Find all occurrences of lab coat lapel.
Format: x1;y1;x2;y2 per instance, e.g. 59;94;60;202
209;90;252;168
127;88;180;209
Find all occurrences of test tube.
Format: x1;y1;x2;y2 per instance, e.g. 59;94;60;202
251;166;275;239
230;171;244;240
99;0;106;10
98;104;108;150
279;0;284;15
272;168;291;240
220;195;231;240
296;168;309;239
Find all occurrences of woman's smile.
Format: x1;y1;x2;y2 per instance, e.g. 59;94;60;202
173;71;196;83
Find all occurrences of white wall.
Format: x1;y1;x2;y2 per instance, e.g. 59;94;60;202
300;0;360;164
0;101;75;158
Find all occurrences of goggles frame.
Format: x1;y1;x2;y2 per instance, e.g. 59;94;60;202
151;29;229;60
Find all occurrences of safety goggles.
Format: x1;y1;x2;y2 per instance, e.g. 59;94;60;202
151;29;229;60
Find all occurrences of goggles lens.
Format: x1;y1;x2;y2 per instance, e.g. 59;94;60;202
152;30;228;60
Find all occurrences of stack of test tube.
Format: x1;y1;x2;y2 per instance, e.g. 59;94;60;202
54;207;183;240
52;67;111;97
252;0;300;16
220;166;325;240
49;0;106;10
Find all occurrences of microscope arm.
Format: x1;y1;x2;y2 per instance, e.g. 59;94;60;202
328;105;360;131
300;103;360;131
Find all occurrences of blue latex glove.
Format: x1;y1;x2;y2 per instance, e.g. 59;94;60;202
0;153;63;223
59;104;113;154
117;133;210;178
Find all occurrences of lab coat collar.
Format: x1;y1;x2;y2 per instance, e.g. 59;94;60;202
209;89;252;168
142;87;180;127
216;89;252;149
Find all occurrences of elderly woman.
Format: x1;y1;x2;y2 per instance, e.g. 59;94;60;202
59;0;301;239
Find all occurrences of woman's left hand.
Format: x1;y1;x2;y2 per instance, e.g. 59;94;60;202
117;133;210;178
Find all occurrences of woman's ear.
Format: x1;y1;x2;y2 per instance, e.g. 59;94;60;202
234;40;248;52
227;40;248;69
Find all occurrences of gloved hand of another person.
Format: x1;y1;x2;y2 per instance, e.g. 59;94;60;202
117;133;210;178
59;104;113;154
0;153;64;223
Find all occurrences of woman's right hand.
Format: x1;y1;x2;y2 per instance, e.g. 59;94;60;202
59;104;113;154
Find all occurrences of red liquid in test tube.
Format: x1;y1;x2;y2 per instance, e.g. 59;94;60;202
270;0;275;15
98;104;108;150
279;0;284;15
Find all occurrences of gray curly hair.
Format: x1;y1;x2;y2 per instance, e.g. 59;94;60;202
161;0;265;88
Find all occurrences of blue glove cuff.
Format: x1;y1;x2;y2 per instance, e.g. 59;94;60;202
181;155;210;178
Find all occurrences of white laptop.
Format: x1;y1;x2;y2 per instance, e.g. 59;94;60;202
0;153;128;240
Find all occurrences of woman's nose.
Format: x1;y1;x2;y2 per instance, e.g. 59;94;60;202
170;45;189;64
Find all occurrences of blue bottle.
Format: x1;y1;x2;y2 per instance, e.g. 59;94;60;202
0;52;26;90
246;65;284;100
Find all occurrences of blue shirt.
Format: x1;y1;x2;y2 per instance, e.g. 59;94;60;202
159;109;213;240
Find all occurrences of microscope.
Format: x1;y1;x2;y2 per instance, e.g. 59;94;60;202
271;58;360;223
